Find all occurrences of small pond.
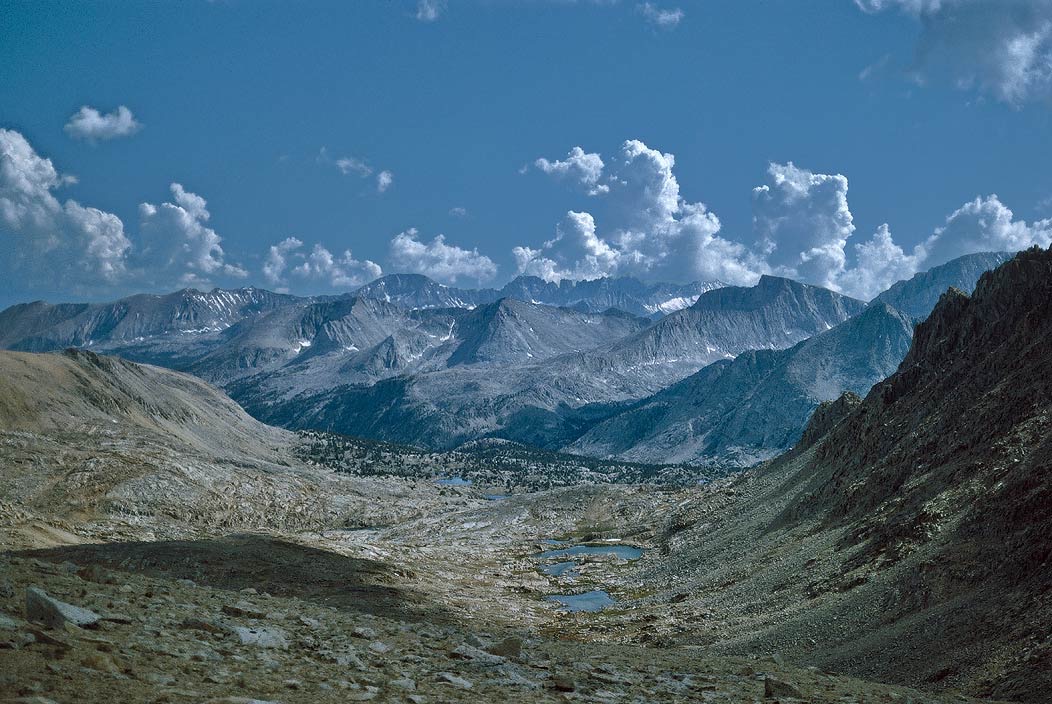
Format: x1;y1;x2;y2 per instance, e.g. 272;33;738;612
546;589;615;613
536;542;643;612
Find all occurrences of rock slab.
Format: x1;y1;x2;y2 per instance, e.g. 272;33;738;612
25;587;100;629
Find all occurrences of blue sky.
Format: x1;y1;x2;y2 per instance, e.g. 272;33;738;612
2;0;1051;307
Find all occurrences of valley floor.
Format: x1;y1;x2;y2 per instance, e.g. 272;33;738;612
0;480;1010;704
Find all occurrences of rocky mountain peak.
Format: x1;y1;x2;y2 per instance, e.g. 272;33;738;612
871;250;1013;321
789;245;1052;533
690;274;862;314
796;391;862;453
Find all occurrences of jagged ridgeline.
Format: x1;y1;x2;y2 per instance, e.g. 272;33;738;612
0;252;1013;466
653;246;1052;702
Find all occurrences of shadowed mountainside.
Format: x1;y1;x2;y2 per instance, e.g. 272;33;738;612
642;246;1052;702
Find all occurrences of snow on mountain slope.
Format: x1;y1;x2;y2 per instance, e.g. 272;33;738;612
240;276;863;451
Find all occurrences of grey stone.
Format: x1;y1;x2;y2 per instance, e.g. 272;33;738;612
222;601;267;619
551;674;575;692
0;612;23;630
487;636;523;658
764;675;803;699
450;643;506;665
232;625;288;649
367;640;391;654
436;672;473;689
25;587;100;629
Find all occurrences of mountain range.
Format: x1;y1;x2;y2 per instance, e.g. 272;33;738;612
234;275;864;450
354;273;724;318
0;252;1011;467
567;301;915;467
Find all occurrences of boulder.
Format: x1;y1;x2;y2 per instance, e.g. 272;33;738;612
487;636;523;658
436;672;473;689
551;674;575;692
232;626;288;649
764;675;803;699
450;643;506;665
25;587;100;629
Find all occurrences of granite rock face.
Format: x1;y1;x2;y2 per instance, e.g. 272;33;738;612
567;303;911;467
870;251;1012;321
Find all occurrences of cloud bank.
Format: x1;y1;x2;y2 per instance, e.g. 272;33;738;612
263;237;382;292
0;128;131;289
520;138;1052;300
4;127;1049;302
389;229;498;285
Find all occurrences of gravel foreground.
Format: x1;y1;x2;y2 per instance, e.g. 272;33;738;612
0;532;1004;704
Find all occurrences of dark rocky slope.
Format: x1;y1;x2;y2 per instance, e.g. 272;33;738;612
644;246;1052;702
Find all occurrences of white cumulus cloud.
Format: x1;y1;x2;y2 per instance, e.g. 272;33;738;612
836;223;926;300
0;128;131;288
138;183;247;286
513;211;621;281
855;0;1052;105
264;236;382;291
749;162;1050;299
389;228;497;284
749;161;935;299
751;161;855;291
516;139;760;285
923;194;1052;265
64;106;142;142
534;146;609;196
